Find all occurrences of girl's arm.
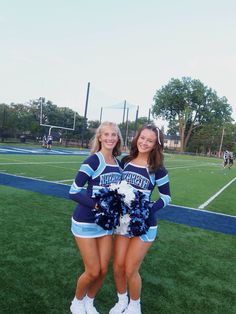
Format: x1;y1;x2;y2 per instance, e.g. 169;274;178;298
69;155;99;208
151;168;171;213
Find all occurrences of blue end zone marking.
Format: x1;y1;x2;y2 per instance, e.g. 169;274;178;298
0;173;70;199
0;146;90;155
1;172;236;235
157;205;236;236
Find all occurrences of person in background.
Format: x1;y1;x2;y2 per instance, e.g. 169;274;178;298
228;151;234;169
109;124;171;314
69;121;123;314
42;134;47;148
223;150;229;168
47;134;53;149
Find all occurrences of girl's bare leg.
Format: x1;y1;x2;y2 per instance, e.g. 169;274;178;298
125;237;153;300
87;235;113;297
74;237;101;299
112;235;130;293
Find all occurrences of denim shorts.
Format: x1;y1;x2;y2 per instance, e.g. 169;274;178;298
71;218;113;238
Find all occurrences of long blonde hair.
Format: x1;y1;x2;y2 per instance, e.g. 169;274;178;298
90;121;123;156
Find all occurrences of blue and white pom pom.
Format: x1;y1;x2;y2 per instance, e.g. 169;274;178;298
128;190;150;236
94;180;151;235
94;186;126;230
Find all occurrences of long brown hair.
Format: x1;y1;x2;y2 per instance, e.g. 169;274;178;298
122;124;164;172
90;121;123;157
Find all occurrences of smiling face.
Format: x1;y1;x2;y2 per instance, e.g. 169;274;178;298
137;128;157;154
99;125;119;152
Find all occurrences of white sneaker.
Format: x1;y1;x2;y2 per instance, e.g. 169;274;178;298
123;303;142;314
85;301;100;314
70;299;86;314
109;300;129;314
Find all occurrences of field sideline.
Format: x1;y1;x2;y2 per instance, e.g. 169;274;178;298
0;146;236;233
0;171;236;235
1;145;236;215
0;145;236;314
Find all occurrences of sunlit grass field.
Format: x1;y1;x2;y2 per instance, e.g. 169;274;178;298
0;148;236;314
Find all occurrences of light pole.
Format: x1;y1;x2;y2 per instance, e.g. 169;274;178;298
81;82;90;148
134;105;139;134
148;108;151;123
99;107;103;124
124;107;129;150
218;127;225;157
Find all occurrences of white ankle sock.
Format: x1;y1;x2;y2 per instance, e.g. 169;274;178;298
129;298;140;307
118;292;128;302
73;296;84;304
85;295;94;304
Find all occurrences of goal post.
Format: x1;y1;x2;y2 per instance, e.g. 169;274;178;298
39;98;76;135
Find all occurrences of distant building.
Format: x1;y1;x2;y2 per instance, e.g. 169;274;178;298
164;134;181;150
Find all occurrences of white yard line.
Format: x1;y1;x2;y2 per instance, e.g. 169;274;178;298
168;163;219;170
0;147;88;155
0;161;81;165
7;147;39;153
0;148;14;152
47;149;70;154
0;172;71;186
170;204;236;218
54;179;74;183
198;177;236;209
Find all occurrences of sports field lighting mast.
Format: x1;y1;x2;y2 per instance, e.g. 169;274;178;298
40;97;44;125
99;107;103;124
81;82;90;147
124;107;129;150
122;100;126;124
134;105;139;134
121;100;127;141
148;108;151;123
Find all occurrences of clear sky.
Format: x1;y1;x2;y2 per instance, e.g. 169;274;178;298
1;0;236;129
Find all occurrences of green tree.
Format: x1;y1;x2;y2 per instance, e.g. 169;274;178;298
88;120;100;129
166;118;179;136
187;124;221;154
119;116;151;147
152;77;232;152
31;97;85;140
0;104;11;141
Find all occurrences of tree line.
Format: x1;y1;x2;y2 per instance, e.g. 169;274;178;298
153;77;235;154
0;77;235;154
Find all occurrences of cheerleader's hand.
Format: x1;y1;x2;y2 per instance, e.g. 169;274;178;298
94;203;100;210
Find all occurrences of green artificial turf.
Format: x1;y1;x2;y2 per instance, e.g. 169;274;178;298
0;186;235;314
1;152;236;215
